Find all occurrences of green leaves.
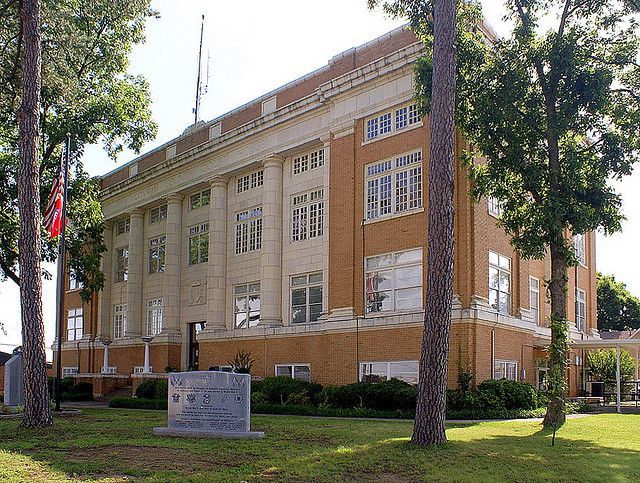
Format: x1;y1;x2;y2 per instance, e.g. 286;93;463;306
597;273;640;331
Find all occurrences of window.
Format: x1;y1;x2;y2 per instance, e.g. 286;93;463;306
365;248;422;313
237;170;264;193
234;282;261;329
574;233;586;265
536;360;548;391
488;197;503;217
365;150;422;221
190;189;211;210
115;219;130;236
68;271;83;291
529;277;540;324
365;103;421;141
146;298;163;336
62;367;79;378
291;272;323;324
489;251;511;313
576;289;586;331
67;308;83;341
189;223;209;265
291;189;324;242
149;205;167;224
494;360;518;380
275;364;310;382
115;247;128;282
235;207;262;254
148;236;166;274
293;148;325;175
360;361;419;384
113;304;127;339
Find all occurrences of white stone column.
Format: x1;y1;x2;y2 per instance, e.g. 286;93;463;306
206;177;228;329
162;193;183;337
101;340;112;373
126;209;145;337
259;154;284;327
97;221;114;340
142;336;153;373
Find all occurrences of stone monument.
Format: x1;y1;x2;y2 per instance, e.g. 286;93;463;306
154;371;263;438
3;351;24;407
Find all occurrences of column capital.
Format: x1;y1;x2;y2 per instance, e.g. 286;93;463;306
262;154;285;168
166;192;183;204
209;176;229;188
128;208;145;219
319;133;331;146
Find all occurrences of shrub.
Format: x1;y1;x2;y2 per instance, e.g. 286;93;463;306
322;379;418;411
135;379;168;400
251;391;267;405
109;397;167;410
252;377;323;405
476;379;539;410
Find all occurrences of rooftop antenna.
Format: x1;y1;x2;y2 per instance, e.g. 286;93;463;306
193;14;205;124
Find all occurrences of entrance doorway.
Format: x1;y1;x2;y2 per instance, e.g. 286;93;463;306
188;321;206;370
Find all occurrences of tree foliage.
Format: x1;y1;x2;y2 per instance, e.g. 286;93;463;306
587;348;636;383
0;0;158;296
597;272;640;332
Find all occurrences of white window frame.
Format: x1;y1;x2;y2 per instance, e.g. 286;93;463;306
293;148;325;175
494;360;518;381
113;304;127;339
529;276;540;325
489;251;511;314
115;246;128;282
68;271;83;291
189;189;211;210
365;150;423;221
67;308;83;341
149;204;167;224
365;248;423;314
146;298;163;336
235;207;262;254
291;189;324;242
290;272;323;324
576;289;586;331
62;367;79;378
233;282;261;329
115;218;130;236
364;102;421;142
188;223;209;265
359;361;419;385
488;196;504;218
237;169;264;194
275;364;310;381
574;233;586;266
148;235;166;274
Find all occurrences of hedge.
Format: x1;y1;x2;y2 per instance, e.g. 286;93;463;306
135;379;168;400
109;397;167;410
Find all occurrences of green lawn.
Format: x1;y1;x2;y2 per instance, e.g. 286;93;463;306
0;410;638;482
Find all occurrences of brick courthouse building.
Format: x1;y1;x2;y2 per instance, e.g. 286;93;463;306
54;25;598;396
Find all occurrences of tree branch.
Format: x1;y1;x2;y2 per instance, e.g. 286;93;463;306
0;254;20;285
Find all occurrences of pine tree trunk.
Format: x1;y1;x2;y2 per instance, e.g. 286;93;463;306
411;0;456;447
17;0;52;428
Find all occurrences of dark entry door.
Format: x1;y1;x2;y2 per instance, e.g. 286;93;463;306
188;321;206;370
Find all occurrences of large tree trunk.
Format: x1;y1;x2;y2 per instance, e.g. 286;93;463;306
412;0;456;447
17;0;52;428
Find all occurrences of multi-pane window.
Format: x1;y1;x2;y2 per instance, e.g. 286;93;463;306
529;277;540;324
360;361;419;384
291;189;324;242
189;223;209;265
365;103;421;141
113;304;127;339
574;233;586;265
291;272;323;324
489;251;511;313
149;204;167;224
234;282;261;329
293;148;325;175
146;298;163;336
494;360;518;381
68;271;83;291
115;218;130;236
189;189;211;210
235;207;262;254
237;169;264;193
488;197;504;217
67;308;83;341
365;248;422;313
275;364;310;382
115;247;129;282
366;151;422;220
576;289;586;331
148;236;166;274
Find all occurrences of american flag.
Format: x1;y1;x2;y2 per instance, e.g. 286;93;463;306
42;157;65;239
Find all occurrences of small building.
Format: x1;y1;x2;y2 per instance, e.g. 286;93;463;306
0;350;13;394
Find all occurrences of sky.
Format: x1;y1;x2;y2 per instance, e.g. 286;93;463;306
1;0;638;357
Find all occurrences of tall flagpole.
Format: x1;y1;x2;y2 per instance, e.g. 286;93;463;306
194;14;204;124
54;132;70;412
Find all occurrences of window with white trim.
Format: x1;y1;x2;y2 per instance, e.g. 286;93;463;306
488;197;504;217
574;233;586;265
234;282;261;329
235;207;262;254
360;361;419;384
529;277;540;324
489;251;511;313
188;223;209;265
365;150;422;221
146;298;163;336
69;271;83;291
237;170;264;193
291;272;323;324
113;304;127;339
115;247;128;282
148;236;166;274
494;360;518;380
275;364;310;382
365;248;422;313
293;148;325;175
291;189;324;242
62;367;79;378
576;289;586;331
115;218;130;236
67;308;83;341
189;189;210;210
149;204;167;224
365;103;421;141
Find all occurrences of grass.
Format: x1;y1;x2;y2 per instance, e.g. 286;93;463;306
0;409;639;482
